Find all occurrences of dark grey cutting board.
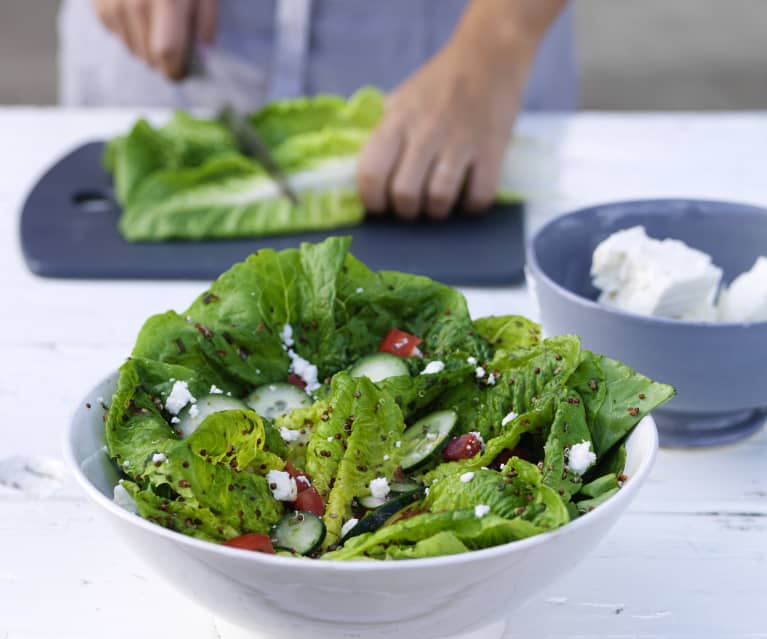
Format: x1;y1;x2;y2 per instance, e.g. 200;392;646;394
20;142;525;284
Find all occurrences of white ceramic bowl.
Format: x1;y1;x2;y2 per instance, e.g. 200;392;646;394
66;373;659;639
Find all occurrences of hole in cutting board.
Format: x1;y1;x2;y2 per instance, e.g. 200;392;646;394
72;190;113;214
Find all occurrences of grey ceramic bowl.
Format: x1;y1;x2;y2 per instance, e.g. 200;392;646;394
527;199;767;448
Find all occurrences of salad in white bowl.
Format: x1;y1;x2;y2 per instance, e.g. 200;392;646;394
102;237;673;560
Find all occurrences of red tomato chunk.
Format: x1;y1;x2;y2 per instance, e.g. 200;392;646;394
287;373;307;389
295;487;324;516
443;433;483;461
378;328;423;357
222;533;275;554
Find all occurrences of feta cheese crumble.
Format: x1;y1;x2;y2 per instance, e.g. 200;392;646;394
566;441;597;475
209;385;224;395
165;380;195;415
460;472;475;483
170;416;180;425
266;470;297;501
486;373;496;385
369;477;390;500
355;287;364;294
279;323;295;347
341;518;359;538
475;367;486;379
474;504;491;518
188;404;199;419
421;360;445;375
113;482;138;514
279;427;309;444
467;356;477;366
287;349;321;393
280;326;320;393
151;453;166;464
501;411;518;426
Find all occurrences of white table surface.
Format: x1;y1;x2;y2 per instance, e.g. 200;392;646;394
1;109;766;638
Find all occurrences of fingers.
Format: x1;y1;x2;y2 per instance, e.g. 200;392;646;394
150;0;194;81
195;0;218;44
463;143;505;214
388;131;439;220
358;120;404;214
124;0;151;61
424;147;472;219
91;0;199;81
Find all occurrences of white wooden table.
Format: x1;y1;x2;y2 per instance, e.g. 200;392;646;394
1;110;766;638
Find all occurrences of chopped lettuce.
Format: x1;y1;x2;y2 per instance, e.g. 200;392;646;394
105;237;674;558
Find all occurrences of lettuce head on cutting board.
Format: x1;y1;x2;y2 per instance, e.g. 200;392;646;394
103;88;549;242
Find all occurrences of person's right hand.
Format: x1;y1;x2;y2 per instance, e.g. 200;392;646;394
91;0;218;81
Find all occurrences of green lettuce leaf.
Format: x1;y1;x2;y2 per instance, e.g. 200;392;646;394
323;509;545;561
569;352;675;456
304;373;405;548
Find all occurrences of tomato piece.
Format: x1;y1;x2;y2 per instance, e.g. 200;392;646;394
443;433;483;461
378;328;423;357
285;462;313;492
284;461;310;481
294;487;324;517
287;373;307;390
222;533;275;554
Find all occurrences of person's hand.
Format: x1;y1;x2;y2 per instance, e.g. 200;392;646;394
358;0;557;220
91;0;218;81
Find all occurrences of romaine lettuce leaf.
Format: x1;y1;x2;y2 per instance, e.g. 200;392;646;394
568;352;675;456
323;510;545;561
304;373;405;548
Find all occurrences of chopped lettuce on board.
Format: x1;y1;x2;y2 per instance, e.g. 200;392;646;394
105;237;674;559
103;88;548;242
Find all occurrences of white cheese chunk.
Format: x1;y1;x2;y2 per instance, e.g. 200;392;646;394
474;504;491;518
165;380;195;415
421;360;445;375
718;256;767;323
591;226;722;321
566;441;597;476
369;477;390;500
266;470;297;502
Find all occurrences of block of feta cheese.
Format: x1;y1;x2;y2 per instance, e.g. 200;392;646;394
718;257;767;323
591;226;722;321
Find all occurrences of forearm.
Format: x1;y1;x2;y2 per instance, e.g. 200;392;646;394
452;0;568;62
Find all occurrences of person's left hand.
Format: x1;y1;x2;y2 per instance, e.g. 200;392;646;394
357;33;530;220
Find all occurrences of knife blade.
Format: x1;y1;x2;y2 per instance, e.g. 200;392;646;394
186;48;299;205
217;104;299;206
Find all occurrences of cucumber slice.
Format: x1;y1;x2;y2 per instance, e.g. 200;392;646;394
344;489;424;540
271;511;326;555
358;495;387;509
246;383;311;419
389;479;423;494
400;409;458;471
175;394;248;439
349;353;409;383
